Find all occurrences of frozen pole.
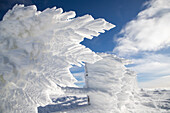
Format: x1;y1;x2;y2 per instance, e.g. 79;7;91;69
84;62;90;105
84;62;89;88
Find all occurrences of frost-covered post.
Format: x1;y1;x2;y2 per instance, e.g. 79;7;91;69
84;63;89;88
84;63;91;105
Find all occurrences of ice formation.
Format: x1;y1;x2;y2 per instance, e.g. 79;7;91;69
42;53;139;113
57;54;170;113
85;53;138;113
0;4;114;113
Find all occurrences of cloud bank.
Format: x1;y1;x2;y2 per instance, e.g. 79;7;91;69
113;0;170;88
139;75;170;89
129;54;170;77
114;0;170;56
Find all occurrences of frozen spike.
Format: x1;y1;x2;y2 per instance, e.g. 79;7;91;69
55;8;63;14
75;28;99;39
105;22;116;30
52;6;57;10
60;11;76;20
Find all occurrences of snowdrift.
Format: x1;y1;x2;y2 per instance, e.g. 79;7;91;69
0;4;114;113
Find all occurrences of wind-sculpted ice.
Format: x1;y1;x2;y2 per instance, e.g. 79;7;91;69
0;4;114;113
85;53;138;113
38;53;170;113
63;53;139;113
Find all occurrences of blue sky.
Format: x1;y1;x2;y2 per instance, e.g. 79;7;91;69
1;0;170;88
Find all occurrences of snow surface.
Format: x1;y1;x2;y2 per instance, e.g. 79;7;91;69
39;89;170;113
0;4;114;113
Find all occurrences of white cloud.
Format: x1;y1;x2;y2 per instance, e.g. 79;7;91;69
113;0;170;56
72;72;85;87
129;54;170;76
70;66;85;84
138;75;170;89
72;72;85;77
70;65;85;73
112;0;170;88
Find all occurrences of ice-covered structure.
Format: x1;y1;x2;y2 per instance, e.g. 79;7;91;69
0;4;114;113
38;53;170;113
65;54;170;113
85;53;138;113
65;53;139;113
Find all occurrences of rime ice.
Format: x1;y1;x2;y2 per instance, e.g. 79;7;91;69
1;4;169;113
85;53;138;113
0;4;114;113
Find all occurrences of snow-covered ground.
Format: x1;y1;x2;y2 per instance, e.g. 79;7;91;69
138;89;170;112
38;95;89;113
38;89;170;113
